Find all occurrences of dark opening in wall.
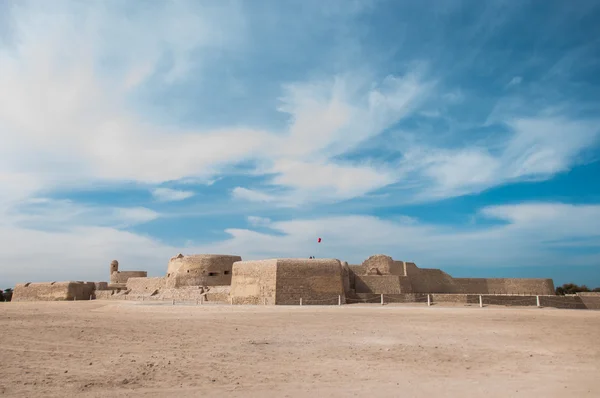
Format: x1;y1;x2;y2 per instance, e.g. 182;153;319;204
224;271;230;275
208;272;219;276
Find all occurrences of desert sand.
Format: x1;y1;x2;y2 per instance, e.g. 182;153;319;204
0;301;599;397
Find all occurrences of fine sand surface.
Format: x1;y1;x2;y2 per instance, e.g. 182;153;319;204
0;301;599;397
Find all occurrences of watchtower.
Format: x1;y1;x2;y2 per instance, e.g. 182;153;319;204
110;260;119;275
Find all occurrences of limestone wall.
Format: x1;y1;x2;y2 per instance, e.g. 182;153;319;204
166;254;241;287
12;282;95;301
449;278;488;294
230;259;278;304
408;268;457;293
110;271;147;284
485;278;554;295
93;282;109;291
341;262;351;296
275;259;345;305
354;275;403;294
127;277;166;294
576;293;600;310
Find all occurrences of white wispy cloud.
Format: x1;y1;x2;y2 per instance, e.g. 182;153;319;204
188;202;600;270
507;76;523;87
247;216;272;227
395;115;600;202
232;187;277;203
151;188;195;202
4;198;160;230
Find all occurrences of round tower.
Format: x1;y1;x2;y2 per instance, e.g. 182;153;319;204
110;260;119;275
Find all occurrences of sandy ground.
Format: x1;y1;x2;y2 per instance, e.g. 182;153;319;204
0;301;599;397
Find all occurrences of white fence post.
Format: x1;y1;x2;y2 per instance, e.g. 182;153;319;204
427;294;431;306
479;295;483;308
200;296;203;305
172;299;175;305
381;294;384;305
230;297;233;305
300;297;303;306
338;295;341;306
536;295;540;308
263;297;266;305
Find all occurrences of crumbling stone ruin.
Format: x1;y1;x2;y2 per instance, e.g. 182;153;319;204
12;281;97;301
109;260;147;289
347;254;556;295
12;253;556;303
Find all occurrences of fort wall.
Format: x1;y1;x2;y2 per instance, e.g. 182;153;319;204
127;277;167;294
576;292;600;310
166;254;241;288
275;259;345;305
230;259;277;304
110;271;147;284
354;275;403;294
12;281;95;301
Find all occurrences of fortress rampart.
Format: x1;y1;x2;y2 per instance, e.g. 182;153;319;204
12;281;95;301
165;254;241;288
11;253;562;305
348;255;555;296
230;258;345;305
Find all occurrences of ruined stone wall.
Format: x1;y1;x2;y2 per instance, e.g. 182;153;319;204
484;278;554;295
341;262;351;296
576;293;600;310
399;261;555;295
230;259;278;304
166;254;241;288
126;277;166;294
354;275;403;294
110;271;147;284
275;259;345;305
429;294;480;304
94;282;109;291
12;282;95;301
408;268;457;293
449;278;488;294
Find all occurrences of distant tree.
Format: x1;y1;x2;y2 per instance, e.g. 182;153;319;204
0;290;4;302
3;288;13;302
592;287;600;293
555;283;591;295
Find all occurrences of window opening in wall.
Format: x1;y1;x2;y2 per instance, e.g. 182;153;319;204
224;271;230;275
208;272;218;276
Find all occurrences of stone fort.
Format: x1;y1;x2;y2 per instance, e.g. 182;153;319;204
12;253;556;303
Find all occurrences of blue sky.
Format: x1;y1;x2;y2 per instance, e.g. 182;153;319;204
1;0;599;288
